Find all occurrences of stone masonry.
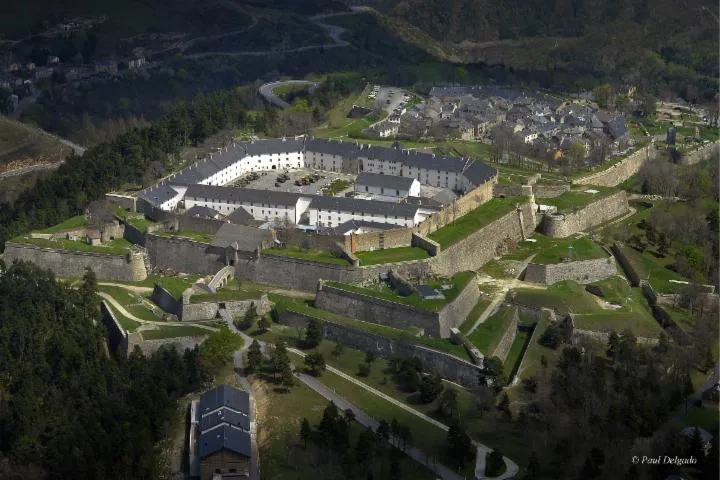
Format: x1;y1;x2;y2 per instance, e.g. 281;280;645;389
523;256;616;285
539;191;629;238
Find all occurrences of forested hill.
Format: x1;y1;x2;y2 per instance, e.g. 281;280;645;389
0;263;209;479
365;0;719;101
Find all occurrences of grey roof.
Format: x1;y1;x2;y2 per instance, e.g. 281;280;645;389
429;188;458;205
186;184;302;207
606;117;628;139
306;137;359;157
138;184;182;205
184;205;221;219
199;385;250;415
310;195;420;219
212;223;271;251
244;137;305;156
461;161;498;187
198;425;251;459
355;172;416;191
200;407;250;433
226;207;254;225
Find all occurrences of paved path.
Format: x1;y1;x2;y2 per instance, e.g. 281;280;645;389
295;372;463;480
258;80;319;109
467;254;536;335
98;282;154;294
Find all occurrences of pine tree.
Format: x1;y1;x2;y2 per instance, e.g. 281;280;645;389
247;339;263;372
300;417;311;448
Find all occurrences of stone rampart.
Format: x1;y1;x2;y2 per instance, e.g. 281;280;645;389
539;191;629;238
680;142;719;166
348;227;414;253
101;300;127;353
533;184;571;198
492;184;524;198
411;233;440;256
279;310;483;388
126;335;208;357
523;256;616;285
122;221;147;246
429;203;536;276
611;243;640;286
181;294;270;321
151;285;183;317
145;234;226;275
2;242;147;281
574;145;653;187
315;275;479;338
491;306;518;362
414;179;495;237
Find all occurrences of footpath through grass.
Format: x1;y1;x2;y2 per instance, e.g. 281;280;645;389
428;197;523;248
13;236;133;255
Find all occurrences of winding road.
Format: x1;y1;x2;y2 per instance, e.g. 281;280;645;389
258;80;320;109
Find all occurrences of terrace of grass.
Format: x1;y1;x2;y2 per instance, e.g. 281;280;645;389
458;298;492;333
269;293;471;361
13;236;133;255
428;197;524;248
538;186;615;214
35;215;88;233
530;236;608;265
617;244;689;294
324;271;475;312
263;246;351;266
514;311;560;380
190;285;263;304
503;330;530;378
155;276;198;299
140;325;210;340
355;246;430;266
467;305;515;355
98;285;161;322
104;302;141;332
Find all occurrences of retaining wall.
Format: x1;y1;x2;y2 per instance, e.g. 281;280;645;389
279;310;484;388
414;179;495;237
101;301;127;352
574;145;653;187
315;275;479;338
680;142;719;166
349;227;414;253
523;256;616;285
411;233;440;256
151;285;183;317
2;242;147;281
533;184;571;198
429;203;537;276
145;234;226;275
539;191;629;238
492;306;518;362
640;282;691;345
127;335;208;357
182;294;271;321
611;243;641;286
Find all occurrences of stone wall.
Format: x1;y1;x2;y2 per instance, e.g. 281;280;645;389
410;233;440;256
492;184;524;198
574;145;653;187
680;142;719;166
101;300;127;353
429;203;536;276
145;234;226;275
176;215;226;234
539;191;629;238
348;227;414;253
281;229;347;252
126;335;208;357
279;310;484;388
523;256;616;285
491;306;518;362
151;285;183;317
122;221;147;246
611;243;640;286
181;294;270;321
533;184;571;198
315;275;479;338
2;242;147;281
640;282;691;345
414;179;495;237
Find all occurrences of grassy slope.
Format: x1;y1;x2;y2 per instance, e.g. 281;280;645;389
355;246;431;266
467;306;514;355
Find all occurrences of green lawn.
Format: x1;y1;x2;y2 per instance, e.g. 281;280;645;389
126;216;154;233
155;275;200;299
35;215;88;233
270;294;470;360
356;246;431;266
467;306;515;355
140;325;210;339
98;285;162;322
257;375;437;480
510;281;601;314
264;246;351;266
321;179;353;196
515;313;560;380
503;331;530;379
325;271;475;312
538;187;615;214
664;306;695;334
104;303;141;332
458;298;492;333
618;245;688;293
14;236;133;255
531;236;607;265
588;276;634;304
428;198;523;248
572;311;663;338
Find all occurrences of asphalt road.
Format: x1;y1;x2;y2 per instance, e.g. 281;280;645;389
258;80;320;109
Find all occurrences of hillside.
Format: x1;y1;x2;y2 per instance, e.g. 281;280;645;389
0;116;71;174
363;0;719;101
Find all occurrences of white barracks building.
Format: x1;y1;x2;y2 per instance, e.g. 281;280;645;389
138;136;496;229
